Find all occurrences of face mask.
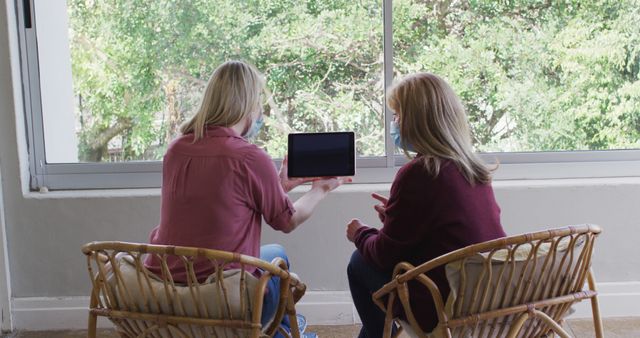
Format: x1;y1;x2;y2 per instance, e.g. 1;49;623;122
243;114;264;139
390;120;415;152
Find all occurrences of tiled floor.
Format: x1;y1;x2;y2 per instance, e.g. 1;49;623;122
3;318;639;337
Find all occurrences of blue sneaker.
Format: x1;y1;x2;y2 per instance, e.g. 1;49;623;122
276;314;310;337
296;313;308;334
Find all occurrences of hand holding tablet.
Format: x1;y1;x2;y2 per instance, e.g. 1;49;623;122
278;155;317;192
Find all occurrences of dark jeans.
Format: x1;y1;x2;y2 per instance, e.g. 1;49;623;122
347;250;397;338
260;244;291;337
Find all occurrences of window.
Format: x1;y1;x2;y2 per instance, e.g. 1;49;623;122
393;0;640;153
16;0;640;190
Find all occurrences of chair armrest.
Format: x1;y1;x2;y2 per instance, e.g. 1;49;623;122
372;261;448;337
262;258;308;337
372;262;416;311
288;272;307;303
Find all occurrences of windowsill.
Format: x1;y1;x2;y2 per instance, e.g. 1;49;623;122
492;176;640;189
491;160;640;181
22;175;640;199
23;188;162;199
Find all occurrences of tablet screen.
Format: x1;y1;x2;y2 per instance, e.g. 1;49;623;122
287;132;355;177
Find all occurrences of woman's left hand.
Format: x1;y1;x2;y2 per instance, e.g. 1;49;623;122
346;218;365;242
279;155;317;192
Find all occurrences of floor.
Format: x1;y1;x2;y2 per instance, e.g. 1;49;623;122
2;317;638;337
310;318;640;338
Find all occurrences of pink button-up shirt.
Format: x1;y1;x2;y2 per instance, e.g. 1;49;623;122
145;126;294;282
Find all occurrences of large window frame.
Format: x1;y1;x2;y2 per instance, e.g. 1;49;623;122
15;0;640;191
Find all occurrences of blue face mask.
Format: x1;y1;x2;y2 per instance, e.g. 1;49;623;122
244;114;264;139
390;120;415;152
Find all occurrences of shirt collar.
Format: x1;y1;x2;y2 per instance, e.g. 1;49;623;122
204;125;244;139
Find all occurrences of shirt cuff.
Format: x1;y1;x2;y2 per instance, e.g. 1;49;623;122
268;201;295;231
354;226;378;247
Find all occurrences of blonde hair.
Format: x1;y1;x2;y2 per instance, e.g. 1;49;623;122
181;61;264;140
387;72;492;185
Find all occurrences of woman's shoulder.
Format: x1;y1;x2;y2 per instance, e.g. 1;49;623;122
395;158;414;177
165;132;265;160
163;134;193;157
220;141;273;170
397;156;438;178
394;156;433;187
241;144;273;165
395;157;461;185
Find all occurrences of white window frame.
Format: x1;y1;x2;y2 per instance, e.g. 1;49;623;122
15;0;640;191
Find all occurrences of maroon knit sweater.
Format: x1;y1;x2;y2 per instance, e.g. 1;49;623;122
354;156;506;333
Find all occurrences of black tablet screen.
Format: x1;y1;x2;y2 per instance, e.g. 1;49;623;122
287;132;355;177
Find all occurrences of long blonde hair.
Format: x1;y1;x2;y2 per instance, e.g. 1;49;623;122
181;61;264;140
387;72;492;185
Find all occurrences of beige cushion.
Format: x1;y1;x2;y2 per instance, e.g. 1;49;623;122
437;237;583;337
104;253;261;337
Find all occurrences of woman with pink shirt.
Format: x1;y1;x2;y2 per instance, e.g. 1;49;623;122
145;60;350;336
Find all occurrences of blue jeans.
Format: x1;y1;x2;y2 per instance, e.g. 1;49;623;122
260;244;291;336
348;250;397;338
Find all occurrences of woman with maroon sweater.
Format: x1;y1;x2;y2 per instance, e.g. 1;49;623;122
346;73;506;337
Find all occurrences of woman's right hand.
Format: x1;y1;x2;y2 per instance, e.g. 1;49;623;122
371;192;388;223
311;176;353;193
279;155;317;192
346;218;365;242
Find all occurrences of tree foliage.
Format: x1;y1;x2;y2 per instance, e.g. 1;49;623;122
68;0;640;162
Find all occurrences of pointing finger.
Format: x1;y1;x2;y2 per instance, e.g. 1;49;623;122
371;193;389;204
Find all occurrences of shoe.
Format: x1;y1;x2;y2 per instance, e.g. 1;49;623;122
296;313;308;334
302;333;318;338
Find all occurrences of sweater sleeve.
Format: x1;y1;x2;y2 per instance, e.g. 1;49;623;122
354;161;438;270
244;149;295;231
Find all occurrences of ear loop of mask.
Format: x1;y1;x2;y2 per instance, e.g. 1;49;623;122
243;114;264;139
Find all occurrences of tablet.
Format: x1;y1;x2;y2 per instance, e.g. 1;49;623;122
287;132;355;177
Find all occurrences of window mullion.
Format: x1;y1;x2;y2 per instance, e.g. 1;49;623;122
18;0;47;190
383;0;394;168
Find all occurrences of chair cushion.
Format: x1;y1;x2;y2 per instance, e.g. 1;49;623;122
103;253;261;337
439;237;583;336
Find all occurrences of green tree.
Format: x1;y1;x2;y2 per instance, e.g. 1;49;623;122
394;0;640;152
69;0;384;161
68;0;640;162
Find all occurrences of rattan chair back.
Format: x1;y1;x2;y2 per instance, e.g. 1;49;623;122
373;224;604;338
82;241;306;338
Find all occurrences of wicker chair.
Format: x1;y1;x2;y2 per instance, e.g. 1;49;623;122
373;225;604;338
82;241;307;338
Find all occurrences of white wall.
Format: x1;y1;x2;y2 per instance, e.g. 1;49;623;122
0;163;13;332
0;0;15;332
1;0;639;331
